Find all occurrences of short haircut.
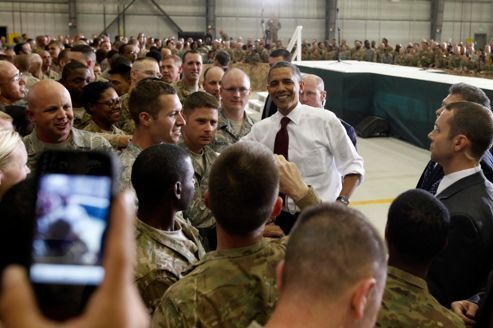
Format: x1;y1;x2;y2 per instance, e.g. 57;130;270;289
82;81;112;113
108;63;131;81
269;48;291;61
214;50;230;67
118;43;134;55
387;189;449;262
70;44;96;63
445;101;493;159
162;54;182;66
283;203;387;300
208;141;279;235
128;78;176;124
60;60;88;81
0;129;23;168
13;54;29;71
131;144;190;210
449;83;491;109
146;50;162;63
13;42;27;55
4;105;33;136
268;61;301;83
182;50;201;62
57;48;70;63
182;91;219;115
109;54;132;69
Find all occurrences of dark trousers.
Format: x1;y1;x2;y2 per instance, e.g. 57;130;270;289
275;211;300;235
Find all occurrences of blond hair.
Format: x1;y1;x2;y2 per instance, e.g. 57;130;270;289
0;128;23;168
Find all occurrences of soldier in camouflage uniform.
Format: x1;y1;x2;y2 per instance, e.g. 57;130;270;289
256;203;387;328
178;91;220;250
132;144;205;315
376;189;465;328
23;79;112;172
172;50;203;104
351;41;365;61
152;141;288;328
210;68;257;152
117;57;162;134
81;81;130;151
59;61;93;129
119;79;185;190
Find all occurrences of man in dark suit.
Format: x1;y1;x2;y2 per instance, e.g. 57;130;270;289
261;49;291;119
417;82;492;193
426;101;493;307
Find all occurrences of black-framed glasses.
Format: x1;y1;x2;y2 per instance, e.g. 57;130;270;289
97;97;120;107
223;87;249;95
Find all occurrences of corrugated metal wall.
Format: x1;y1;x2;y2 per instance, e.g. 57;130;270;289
0;0;490;46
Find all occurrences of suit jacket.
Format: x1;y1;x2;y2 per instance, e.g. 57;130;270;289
417;149;493;191
427;172;493;307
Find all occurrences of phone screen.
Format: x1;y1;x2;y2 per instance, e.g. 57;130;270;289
30;173;111;286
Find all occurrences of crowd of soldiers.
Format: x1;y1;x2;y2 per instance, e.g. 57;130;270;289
2;32;492;81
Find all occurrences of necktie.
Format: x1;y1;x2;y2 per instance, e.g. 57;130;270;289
274;117;290;159
429;179;441;195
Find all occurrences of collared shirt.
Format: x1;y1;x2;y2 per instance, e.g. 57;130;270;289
376;266;465;327
436;165;481;196
243;102;364;212
152;237;287;328
211;108;257;153
23;127;113;173
135;217;204;315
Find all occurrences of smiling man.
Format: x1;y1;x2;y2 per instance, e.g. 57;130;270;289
243;61;364;234
178;91;219;250
0;60;26;109
119;78;185;190
23;79;112;172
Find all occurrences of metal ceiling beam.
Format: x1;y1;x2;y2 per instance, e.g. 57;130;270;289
99;0;137;36
68;0;77;35
147;0;183;33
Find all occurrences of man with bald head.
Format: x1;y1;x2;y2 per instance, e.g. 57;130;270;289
210;67;257;152
300;73;357;147
202;66;224;102
117;57;162;134
23;79;112;171
0;60;26;110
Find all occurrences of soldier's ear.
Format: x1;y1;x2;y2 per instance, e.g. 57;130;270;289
174;181;182;200
139;112;152;127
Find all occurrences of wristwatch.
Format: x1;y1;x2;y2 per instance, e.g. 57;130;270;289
336;195;350;206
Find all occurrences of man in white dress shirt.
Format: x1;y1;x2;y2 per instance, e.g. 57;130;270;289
243;61;364;233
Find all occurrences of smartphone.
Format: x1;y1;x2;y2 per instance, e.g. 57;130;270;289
30;150;118;319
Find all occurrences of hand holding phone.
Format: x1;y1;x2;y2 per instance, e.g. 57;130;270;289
0;192;150;328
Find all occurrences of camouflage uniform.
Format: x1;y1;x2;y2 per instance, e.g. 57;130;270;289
172;80;201;105
152;237;287;328
210;109;257;153
351;48;365;61
418;49;434;67
119;140;142;190
116;93;135;134
135;217;205;315
376;266;465;328
73;107;92;129
23;127;113;172
83;119;127;150
178;142;218;230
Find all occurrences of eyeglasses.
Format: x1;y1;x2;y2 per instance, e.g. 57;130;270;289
97;97;120;107
223;87;249;95
1;72;22;84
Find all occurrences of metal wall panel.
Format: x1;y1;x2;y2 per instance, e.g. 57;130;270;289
0;0;490;47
